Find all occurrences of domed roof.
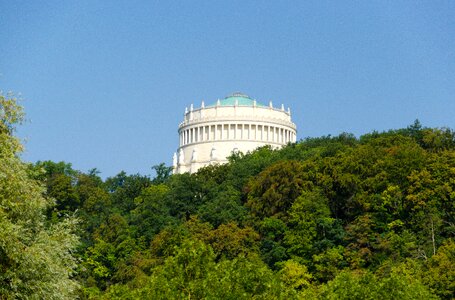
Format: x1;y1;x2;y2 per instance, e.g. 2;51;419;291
209;92;266;107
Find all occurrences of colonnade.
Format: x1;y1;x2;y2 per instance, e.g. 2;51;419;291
179;123;296;146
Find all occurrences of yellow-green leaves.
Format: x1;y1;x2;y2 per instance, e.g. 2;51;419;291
0;92;79;299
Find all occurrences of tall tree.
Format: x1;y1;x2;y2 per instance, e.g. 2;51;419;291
0;93;79;299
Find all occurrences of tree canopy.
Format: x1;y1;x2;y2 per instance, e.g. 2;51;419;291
2;90;454;300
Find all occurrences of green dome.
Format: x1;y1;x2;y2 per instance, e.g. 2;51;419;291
209;92;266;107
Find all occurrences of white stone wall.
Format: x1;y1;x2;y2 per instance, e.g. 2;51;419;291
173;102;297;174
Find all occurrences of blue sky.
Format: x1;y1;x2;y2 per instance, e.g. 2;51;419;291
1;1;454;178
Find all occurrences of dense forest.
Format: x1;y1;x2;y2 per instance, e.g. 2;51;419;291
1;94;455;299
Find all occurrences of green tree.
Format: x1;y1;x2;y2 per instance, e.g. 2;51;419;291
284;190;337;262
0;93;79;299
312;245;347;282
207;222;260;259
151;163;173;185
197;185;247;226
318;270;436;300
165;173;205;220
104;172;152;213
128;239;294;299
279;260;313;290
258;217;289;268
246;160;312;220
130;184;175;242
422;239;455;299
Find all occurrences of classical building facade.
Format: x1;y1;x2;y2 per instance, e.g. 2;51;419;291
173;92;297;174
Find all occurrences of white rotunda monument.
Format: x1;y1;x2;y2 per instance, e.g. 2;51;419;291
173;92;297;174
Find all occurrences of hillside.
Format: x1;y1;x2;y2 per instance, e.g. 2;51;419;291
1;95;454;299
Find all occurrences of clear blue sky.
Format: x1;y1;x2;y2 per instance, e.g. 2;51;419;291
1;1;454;178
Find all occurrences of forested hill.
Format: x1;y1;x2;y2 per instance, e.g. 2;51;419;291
1;95;454;299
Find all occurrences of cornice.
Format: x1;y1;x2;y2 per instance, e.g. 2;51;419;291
178;140;287;149
179;116;297;130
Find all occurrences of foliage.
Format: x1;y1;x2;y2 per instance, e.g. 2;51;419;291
316;269;436;300
0;93;79;299
246;160;312;220
9;95;454;299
